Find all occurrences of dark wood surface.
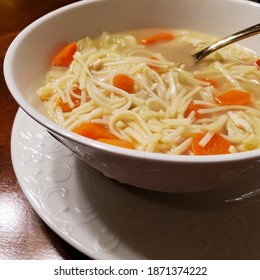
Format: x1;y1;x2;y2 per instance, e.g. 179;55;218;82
0;0;88;260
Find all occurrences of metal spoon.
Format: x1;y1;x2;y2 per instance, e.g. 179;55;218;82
193;23;260;62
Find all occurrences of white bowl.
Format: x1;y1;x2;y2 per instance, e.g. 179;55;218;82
4;0;260;192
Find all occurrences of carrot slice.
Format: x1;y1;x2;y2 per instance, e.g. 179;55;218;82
72;84;81;95
56;96;81;112
56;83;82;112
98;138;134;149
215;89;252;106
147;56;160;71
197;77;218;88
191;133;231;155
184;102;205;119
255;58;260;67
113;74;135;93
141;33;174;45
73;123;117;140
52;42;77;67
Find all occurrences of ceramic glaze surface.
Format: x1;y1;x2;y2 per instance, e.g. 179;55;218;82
11;109;260;259
5;0;260;193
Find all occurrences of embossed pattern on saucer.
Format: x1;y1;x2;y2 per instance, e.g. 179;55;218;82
11;109;260;259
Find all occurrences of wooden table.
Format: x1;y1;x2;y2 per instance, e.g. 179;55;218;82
0;0;88;260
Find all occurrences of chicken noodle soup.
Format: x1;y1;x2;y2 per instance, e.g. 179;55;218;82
37;29;260;155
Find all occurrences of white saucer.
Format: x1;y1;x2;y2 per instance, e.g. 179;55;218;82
11;108;260;259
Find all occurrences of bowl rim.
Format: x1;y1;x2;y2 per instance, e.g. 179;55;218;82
4;0;260;164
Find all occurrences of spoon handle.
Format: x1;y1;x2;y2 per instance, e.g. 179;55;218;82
193;23;260;62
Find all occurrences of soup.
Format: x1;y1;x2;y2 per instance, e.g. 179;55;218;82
37;28;260;155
